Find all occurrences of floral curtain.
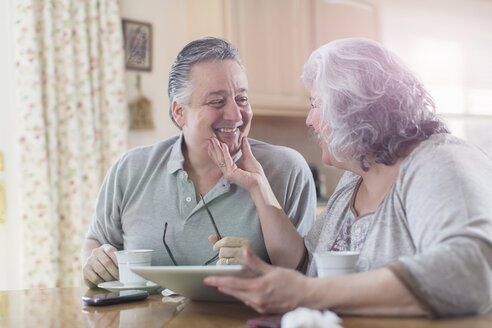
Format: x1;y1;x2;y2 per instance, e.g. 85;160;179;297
15;0;128;288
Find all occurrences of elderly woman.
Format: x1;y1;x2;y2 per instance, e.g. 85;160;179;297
205;38;492;317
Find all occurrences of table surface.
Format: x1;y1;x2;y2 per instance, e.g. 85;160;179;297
1;287;492;328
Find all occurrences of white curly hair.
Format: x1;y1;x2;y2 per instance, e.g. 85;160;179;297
301;38;449;171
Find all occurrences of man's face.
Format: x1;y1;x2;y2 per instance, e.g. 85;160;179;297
173;60;252;157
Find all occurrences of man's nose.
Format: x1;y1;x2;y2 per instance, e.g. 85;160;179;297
223;101;242;121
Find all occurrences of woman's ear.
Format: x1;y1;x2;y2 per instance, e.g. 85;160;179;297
172;101;185;128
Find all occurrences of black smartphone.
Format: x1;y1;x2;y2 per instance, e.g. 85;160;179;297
82;290;149;306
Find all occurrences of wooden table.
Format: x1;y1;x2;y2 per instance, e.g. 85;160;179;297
1;287;492;327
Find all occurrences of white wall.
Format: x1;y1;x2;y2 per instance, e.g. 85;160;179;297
120;0;492;155
379;0;492;154
119;0;227;149
2;0;491;290
0;0;22;290
120;0;184;148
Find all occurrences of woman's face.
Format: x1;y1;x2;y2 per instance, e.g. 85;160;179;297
305;83;343;168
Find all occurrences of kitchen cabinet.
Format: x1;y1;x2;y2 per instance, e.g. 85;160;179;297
312;0;380;49
224;0;313;116
222;0;380;117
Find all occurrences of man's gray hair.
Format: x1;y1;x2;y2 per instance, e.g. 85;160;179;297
301;38;448;171
168;37;244;128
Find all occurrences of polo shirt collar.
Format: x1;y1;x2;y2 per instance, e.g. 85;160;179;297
166;133;186;175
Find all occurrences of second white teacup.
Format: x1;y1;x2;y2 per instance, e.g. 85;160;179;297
115;250;153;286
314;251;360;278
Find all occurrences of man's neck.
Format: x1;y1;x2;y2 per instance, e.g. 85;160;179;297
182;142;218;176
181;141;227;200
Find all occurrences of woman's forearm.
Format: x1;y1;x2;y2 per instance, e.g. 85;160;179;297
303;267;429;316
249;177;305;268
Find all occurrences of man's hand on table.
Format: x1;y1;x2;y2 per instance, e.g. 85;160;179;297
83;244;119;287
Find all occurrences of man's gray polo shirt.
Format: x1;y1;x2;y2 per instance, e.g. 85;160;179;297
86;133;316;265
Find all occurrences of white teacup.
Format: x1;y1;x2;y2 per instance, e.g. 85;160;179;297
313;251;360;278
115;250;153;286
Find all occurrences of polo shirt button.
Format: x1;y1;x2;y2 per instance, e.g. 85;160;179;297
179;173;184;179
185;196;192;202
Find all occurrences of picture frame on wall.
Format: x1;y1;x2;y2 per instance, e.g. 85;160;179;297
122;19;152;71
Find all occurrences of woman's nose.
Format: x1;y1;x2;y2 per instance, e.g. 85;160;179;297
306;109;314;127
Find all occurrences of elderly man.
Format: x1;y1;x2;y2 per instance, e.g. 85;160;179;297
81;37;316;287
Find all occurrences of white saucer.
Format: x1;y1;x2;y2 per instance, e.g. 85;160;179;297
98;280;162;293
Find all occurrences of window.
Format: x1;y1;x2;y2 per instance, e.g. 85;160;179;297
380;0;492;155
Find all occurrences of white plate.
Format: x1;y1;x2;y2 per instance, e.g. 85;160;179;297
98;280;162;293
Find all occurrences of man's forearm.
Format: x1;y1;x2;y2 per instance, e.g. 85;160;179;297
81;238;101;266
